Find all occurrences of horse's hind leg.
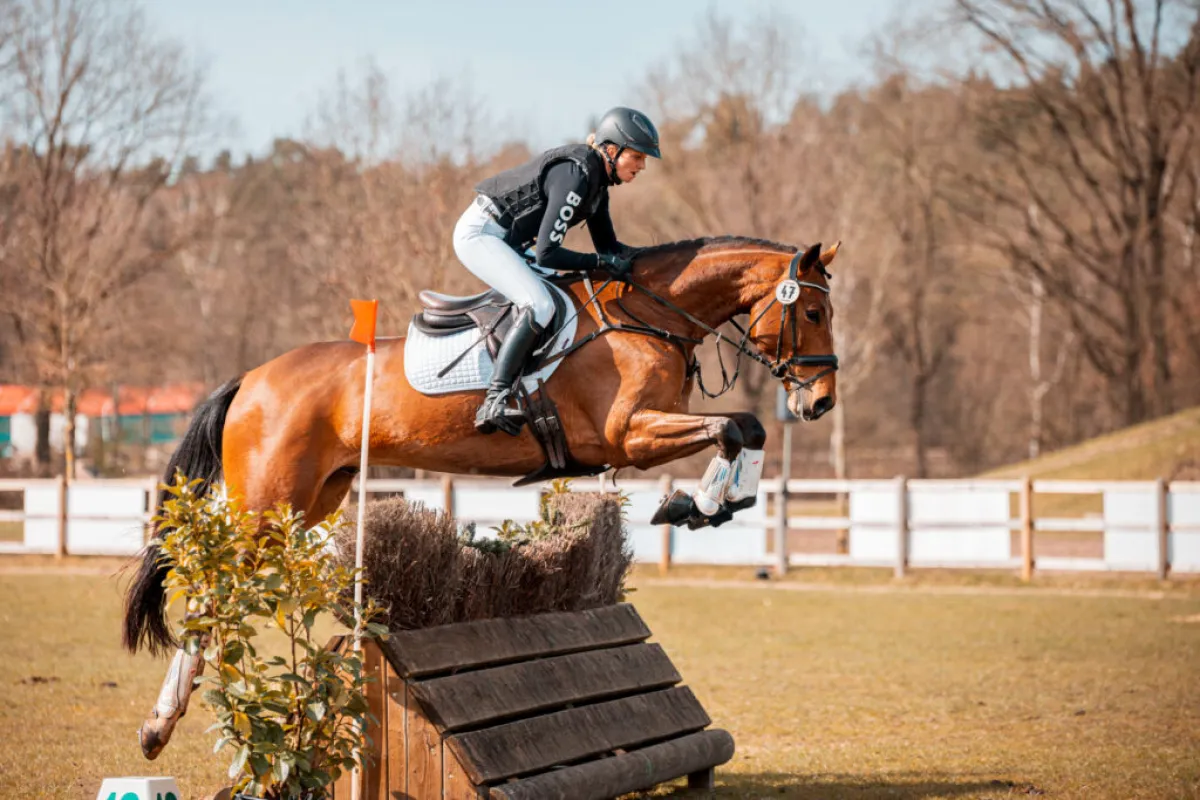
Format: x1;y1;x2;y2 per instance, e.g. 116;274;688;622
139;444;340;760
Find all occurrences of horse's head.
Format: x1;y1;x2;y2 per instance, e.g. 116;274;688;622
746;242;839;421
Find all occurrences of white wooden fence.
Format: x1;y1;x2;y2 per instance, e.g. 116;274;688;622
2;475;1198;578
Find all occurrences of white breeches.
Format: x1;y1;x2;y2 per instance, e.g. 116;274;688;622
452;199;556;328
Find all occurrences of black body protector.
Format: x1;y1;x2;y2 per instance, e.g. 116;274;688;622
470;108;661;436
469;145;615;436
475;144;608;254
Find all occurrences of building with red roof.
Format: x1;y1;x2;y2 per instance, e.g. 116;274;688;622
0;383;205;469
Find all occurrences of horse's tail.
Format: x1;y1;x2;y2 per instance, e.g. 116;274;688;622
122;375;243;655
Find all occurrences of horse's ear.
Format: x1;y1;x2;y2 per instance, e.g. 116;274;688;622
798;242;822;272
820;240;841;268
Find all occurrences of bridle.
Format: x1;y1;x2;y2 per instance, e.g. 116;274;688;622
536;247;839;400
757;248;840;385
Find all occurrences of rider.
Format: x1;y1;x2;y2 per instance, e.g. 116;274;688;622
453;106;662;435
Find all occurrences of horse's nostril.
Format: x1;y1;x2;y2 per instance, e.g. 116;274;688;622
812;395;834;418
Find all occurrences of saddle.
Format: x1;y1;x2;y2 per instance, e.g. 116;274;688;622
412;284;570;366
408;281;604;487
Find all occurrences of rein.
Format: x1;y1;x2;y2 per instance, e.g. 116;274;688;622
536;248;839;399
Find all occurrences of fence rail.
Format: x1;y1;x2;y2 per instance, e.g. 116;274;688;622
0;474;1197;578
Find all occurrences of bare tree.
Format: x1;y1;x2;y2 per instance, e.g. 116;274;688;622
859;74;969;477
951;0;1200;425
0;0;209;477
298;66;518;342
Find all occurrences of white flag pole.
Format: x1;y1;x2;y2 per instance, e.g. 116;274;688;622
349;300;376;800
353;340;374;648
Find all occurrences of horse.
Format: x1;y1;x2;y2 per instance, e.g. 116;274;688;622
125;234;840;652
122;234;840;755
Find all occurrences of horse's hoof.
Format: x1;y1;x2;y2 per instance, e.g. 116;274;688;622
687;497;756;530
138;714;173;760
700;508;733;528
650;489;695;526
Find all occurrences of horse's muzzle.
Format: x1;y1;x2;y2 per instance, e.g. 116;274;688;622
790;388;835;421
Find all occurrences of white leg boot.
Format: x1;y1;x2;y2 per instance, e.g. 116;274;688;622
692;455;733;516
725;448;765;504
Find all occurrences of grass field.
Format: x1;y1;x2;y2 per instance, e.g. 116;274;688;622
982;404;1200;483
2;562;1199;799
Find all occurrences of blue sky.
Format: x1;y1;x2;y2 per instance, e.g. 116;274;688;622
143;0;919;158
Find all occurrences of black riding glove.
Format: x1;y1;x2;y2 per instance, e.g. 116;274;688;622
597;252;634;280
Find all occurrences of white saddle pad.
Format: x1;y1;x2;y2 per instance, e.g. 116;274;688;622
403;283;579;396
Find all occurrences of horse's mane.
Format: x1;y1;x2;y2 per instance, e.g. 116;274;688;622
634;236;799;258
631;235;834;280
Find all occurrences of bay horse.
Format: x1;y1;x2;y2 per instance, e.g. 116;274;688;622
123;234;839;654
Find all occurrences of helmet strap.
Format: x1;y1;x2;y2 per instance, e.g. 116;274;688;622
600;143;625;185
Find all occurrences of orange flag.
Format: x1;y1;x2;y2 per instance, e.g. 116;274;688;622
349;299;378;349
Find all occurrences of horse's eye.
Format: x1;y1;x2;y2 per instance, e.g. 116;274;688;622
805;308;821;324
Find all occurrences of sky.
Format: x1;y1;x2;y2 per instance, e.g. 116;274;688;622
142;0;918;160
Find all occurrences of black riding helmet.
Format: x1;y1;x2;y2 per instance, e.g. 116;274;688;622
593;106;661;184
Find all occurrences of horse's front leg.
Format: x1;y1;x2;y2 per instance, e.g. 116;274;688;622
620;410;765;529
707;411;768;507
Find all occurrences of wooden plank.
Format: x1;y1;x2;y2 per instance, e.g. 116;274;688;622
383;604;650;679
1020;475;1035;582
413;643;680;732
330;758;355;799
406;684;442;798
385;660;407;797
443;744;481;799
448;687;710;785
363;642;388;797
488;729;735;800
687;767;715;789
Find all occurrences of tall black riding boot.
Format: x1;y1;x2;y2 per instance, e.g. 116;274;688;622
475;309;544;436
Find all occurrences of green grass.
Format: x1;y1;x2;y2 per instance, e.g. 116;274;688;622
2;569;1199;799
635;583;1200;799
982;405;1200;483
971;404;1200;520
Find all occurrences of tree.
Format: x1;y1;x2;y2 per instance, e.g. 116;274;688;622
0;0;209;477
859;74;970;477
951;0;1200;425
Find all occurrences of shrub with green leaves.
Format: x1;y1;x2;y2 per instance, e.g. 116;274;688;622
155;474;386;799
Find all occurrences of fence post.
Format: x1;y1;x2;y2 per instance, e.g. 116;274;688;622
1155;477;1169;580
56;472;68;559
895;475;908;579
144;480;155;545
1020;475;1035;582
659;473;673;575
774;425;792;576
441;474;455;518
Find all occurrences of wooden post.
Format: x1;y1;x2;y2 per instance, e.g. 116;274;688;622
659;473;673;575
441;474;455;518
774;424;792;576
56;472;68;559
894;475;908;579
1020;475;1035;582
1155;477;1169;580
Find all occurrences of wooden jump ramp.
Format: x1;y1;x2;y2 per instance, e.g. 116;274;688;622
328;602;735;800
